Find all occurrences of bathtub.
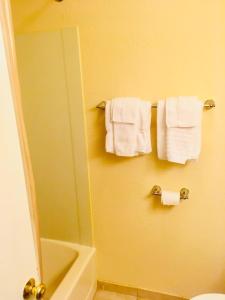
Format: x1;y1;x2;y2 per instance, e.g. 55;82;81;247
41;238;96;300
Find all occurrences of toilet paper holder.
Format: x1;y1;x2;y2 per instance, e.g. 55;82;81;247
151;185;189;200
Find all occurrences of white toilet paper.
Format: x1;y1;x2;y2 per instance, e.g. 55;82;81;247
161;190;180;205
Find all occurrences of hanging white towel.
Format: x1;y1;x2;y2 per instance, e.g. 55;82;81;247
137;101;152;154
157;100;167;160
166;96;201;128
105;97;151;156
157;96;203;164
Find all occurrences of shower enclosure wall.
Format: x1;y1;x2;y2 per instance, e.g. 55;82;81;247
15;27;95;299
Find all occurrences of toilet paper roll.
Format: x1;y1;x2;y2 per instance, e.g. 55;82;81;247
161;190;180;205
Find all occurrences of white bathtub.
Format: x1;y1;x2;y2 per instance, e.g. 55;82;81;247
41;238;96;300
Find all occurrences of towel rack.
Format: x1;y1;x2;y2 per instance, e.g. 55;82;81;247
151;185;189;200
96;99;215;110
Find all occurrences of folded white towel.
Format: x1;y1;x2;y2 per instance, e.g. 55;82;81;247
105;97;151;156
157;100;167;160
111;97;139;124
105;101;114;154
166;96;201;128
157;97;203;164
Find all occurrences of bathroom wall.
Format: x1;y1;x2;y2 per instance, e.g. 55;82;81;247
11;0;225;298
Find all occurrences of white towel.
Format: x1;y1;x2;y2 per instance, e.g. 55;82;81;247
166;96;201;128
105;97;151;156
111;98;139;124
157;100;167;160
157;97;203;164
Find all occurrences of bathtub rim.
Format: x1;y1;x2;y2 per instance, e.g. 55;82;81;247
40;238;96;299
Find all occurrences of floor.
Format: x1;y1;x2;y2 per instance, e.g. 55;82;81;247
94;290;146;300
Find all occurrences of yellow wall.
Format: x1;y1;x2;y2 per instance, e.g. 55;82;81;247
11;1;225;298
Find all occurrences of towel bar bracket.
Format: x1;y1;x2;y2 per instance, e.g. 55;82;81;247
204;99;215;109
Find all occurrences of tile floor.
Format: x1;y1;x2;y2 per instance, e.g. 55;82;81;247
94;290;146;300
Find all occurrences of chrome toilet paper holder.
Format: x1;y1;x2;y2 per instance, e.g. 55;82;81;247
151;185;189;200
